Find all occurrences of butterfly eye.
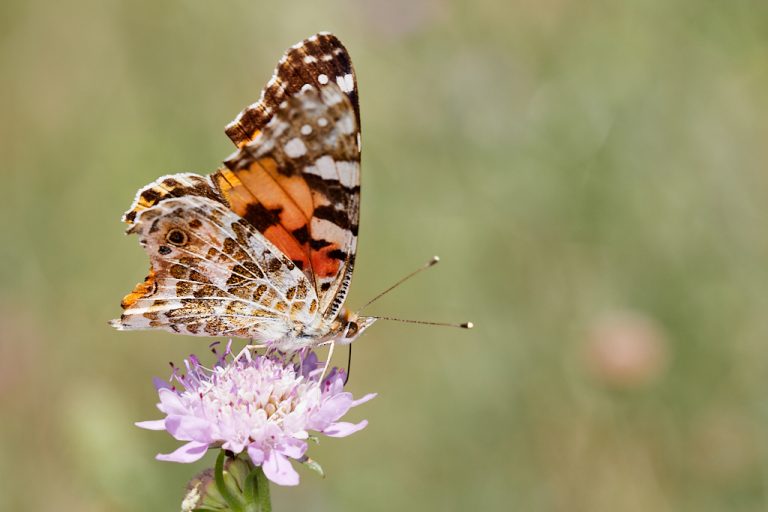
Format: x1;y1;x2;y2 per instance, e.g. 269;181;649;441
166;228;188;246
345;321;359;338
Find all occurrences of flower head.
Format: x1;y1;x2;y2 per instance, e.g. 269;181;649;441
138;345;376;486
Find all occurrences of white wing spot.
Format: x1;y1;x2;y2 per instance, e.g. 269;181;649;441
304;157;337;180
321;54;334;62
337;161;359;188
317;117;328;127
284;138;307;158
337;112;354;134
316;155;337;179
357;132;362;151
312;218;348;246
301;83;314;93
301;124;313;135
336;73;355;93
304;55;318;64
318;73;329;85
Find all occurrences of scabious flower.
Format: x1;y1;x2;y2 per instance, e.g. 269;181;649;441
137;345;376;486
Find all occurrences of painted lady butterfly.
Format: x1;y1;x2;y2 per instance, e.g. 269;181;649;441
110;33;375;352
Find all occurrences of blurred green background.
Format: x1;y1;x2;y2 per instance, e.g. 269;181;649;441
3;0;768;510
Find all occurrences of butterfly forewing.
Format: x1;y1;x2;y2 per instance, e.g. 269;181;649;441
226;32;360;148
216;84;360;322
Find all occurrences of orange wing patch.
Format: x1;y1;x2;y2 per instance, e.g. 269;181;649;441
120;268;157;309
310;240;345;278
215;157;348;285
214;160;315;274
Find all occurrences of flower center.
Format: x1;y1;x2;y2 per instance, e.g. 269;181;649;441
192;357;319;426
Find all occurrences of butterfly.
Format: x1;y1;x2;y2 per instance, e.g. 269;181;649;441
110;33;377;352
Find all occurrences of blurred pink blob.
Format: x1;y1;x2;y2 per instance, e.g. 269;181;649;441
584;311;669;388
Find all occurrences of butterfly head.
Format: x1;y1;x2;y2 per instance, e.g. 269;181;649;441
335;308;377;344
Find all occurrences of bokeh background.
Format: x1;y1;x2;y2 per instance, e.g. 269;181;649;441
3;0;768;510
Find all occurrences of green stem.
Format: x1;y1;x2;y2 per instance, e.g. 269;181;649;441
242;467;259;512
242;466;271;512
214;451;244;512
256;467;271;512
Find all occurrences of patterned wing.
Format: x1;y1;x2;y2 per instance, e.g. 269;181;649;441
225;32;360;149
215;82;360;324
111;192;321;344
114;33;361;341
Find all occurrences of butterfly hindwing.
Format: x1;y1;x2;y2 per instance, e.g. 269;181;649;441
111;193;321;342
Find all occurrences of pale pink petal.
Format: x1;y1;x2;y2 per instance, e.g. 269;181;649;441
135;420;166;431
157;441;209;463
247;445;265;465
326;375;345;395
263;450;300;486
299;352;320;378
156;389;188;415
351;393;377;407
313;393;354;425
323;420;368;438
152;377;172;391
165;415;213;442
222;439;247;454
277;438;307;460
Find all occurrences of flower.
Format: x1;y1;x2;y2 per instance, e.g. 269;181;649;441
584;310;669;389
137;345;376;486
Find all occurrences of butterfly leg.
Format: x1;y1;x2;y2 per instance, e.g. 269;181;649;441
232;342;267;363
320;340;336;382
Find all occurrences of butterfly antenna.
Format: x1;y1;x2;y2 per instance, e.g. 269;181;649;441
371;316;474;329
356;256;441;315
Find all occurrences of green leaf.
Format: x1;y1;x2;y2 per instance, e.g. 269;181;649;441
214;451;245;512
226;457;252;491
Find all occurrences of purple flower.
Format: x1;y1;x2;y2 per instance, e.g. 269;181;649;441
137;347;376;486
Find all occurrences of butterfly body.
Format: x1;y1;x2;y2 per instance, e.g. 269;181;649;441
111;33;376;350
